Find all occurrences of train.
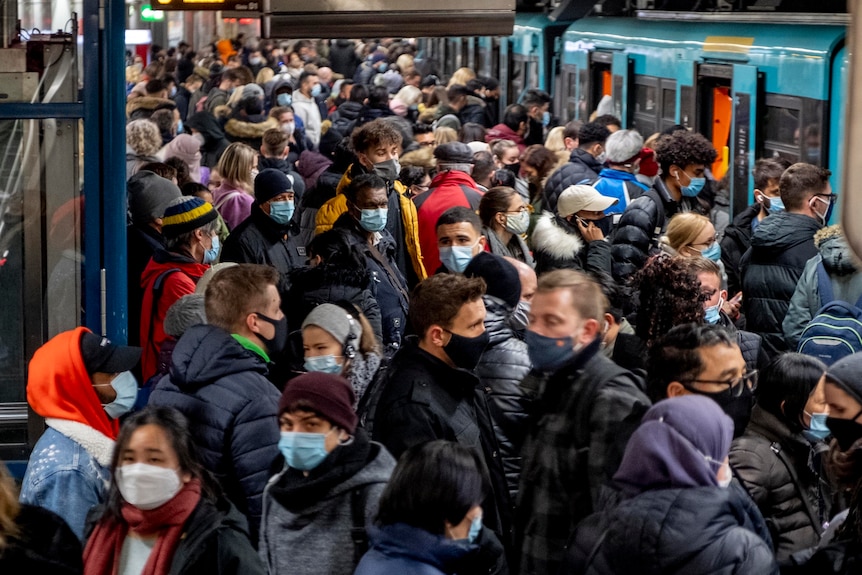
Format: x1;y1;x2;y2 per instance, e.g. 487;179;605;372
418;11;848;218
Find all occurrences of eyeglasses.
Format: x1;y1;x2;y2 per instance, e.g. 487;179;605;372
681;370;758;398
690;236;717;249
815;193;838;204
501;205;532;215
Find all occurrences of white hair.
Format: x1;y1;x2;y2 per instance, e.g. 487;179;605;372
605;129;644;164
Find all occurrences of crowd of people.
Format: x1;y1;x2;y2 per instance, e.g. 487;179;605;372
3;34;862;575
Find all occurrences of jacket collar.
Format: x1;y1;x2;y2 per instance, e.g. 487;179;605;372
251;205;292;241
569;148;603;171
400;340;480;397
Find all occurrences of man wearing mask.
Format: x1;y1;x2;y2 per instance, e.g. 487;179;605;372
292;70;323;146
372;272;513;551
740;163;832;359
20;329;141;540
542;122;611;213
517;269;649;575
521;89;552;147
149;264;283;544
435;207;486;274
415;143;484;273
333;174;410;355
316;119;426;285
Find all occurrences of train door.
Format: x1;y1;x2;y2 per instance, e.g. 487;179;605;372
509;53;538;104
556;64;578;123
612;52;634;128
730;64;764;217
589;51;613;117
696;64;734;183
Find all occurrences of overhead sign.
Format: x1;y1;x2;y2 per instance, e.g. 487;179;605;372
140;5;165;21
154;0;261;11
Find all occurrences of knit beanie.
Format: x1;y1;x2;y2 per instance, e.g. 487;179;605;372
161;196;218;238
464;252;521;309
127;170;182;225
254;168;293;204
279;372;358;433
301;304;361;347
825;352;862;406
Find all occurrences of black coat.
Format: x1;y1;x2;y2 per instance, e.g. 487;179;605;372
720;203;761;297
328;40;361;79
185;112;230;168
542;149;603;212
127;224;166;347
329;101;363;136
530;212;612;278
740;211;821;359
1;504;82;574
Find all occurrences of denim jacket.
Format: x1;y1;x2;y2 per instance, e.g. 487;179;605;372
19;420;114;541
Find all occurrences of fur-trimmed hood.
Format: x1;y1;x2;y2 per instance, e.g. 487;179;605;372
125;95;176;119
531;211;584;259
224;116;279;139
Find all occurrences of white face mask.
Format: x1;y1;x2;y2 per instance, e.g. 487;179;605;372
116;463;183;510
717;461;732;489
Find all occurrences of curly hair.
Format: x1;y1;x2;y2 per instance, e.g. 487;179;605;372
634;254;706;349
126;119;162;157
653;130;718;175
351;118;402;153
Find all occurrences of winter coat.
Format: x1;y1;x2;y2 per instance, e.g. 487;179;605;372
139;249;209;382
720;203;761;296
328;40;361;79
316;164;427;283
459;96;489;127
565;485;779;575
328;101;363;136
125;95;176;120
484;124;526;153
740;211;821;358
783;231;862;349
542;149;604;213
148;324;281;543
413;170;484;274
530;211;613;278
729;405;830;562
224;115;279;151
483;226;535;268
292;91;322;146
260;435;396;575
356;104;395;128
1;503;83;574
294;151;330;197
475;295;533;502
517;341;650;575
185;112;230;168
591;167;648;220
212;182;255;231
127;224;167;346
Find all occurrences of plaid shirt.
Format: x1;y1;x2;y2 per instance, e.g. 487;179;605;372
517;343;650;575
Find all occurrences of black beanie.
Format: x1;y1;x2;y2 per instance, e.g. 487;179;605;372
464;252;521;309
825;352;862;406
254;168;293;205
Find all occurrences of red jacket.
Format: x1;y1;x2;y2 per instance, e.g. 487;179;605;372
140;250;209;382
485;124;526;153
413;170;484;274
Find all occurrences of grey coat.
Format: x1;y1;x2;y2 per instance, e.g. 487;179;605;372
483;226;536;269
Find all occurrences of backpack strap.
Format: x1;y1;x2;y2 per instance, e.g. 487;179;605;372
350;485;371;565
816;261;835;308
768;441;823;533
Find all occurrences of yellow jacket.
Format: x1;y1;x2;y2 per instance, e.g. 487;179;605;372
315;165;427;280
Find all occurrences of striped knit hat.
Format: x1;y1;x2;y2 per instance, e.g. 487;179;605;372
161;196;218;238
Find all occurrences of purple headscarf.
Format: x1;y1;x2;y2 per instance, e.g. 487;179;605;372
614;395;733;496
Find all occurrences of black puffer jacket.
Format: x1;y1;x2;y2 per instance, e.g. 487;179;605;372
542;149;603;212
329;101;363;136
729;405;830;562
530;212;612;278
149;324;281;543
185;112;230;168
740;211;821;359
720;203;761;296
475;295;533;502
566;485;778;575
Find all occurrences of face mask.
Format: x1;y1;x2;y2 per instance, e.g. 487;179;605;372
699;242;721;262
249;56;262;66
505;210;530;235
251;168;260;181
508;300;530;332
468;513;483;543
439;240;480;274
304;354;343;374
677;171;706;197
255;311;288;354
525;330;577;372
504;162;520;175
690;385;754;437
827;413;862;452
803;411;831;442
717;462;732;489
705;296;724;325
596;151;607;164
377;63;388;73
95;371;139;419
541;111;550;127
193;132;206;147
443;329;490;371
281;121;295;135
373;158;400;182
278;430;331;470
269;200;295;225
116;463;182;510
810;195;834;226
170;86;177;98
311;84;322;98
359;208;388;232
806;148;821;164
203;234;220;264
176;119;183;134
277;93;292;107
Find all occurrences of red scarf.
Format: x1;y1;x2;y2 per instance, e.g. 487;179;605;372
84;478;202;575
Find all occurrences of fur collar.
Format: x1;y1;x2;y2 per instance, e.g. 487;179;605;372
224;116;279;138
46;417;115;466
530;212;584;258
125;96;175;117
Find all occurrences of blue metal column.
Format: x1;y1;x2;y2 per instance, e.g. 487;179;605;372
82;0;102;336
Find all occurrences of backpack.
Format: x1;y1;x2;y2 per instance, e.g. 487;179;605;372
797;261;862;365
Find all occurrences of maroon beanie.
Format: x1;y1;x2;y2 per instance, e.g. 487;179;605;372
279;372;358;433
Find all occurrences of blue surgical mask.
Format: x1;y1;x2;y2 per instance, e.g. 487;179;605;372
269;200;295;225
277;93;292;107
311;84;322;98
525;330;576;372
304;354;343;374
542;110;550;127
377;63;388;73
97;371;139;419
705;296;724;325
176;119;183;134
468;513;482;543
804;411;831;442
700;242;721;262
359;208;388;232
204;234;220;264
278;431;331;471
766;195;785;214
439;241;479;274
811;195;834;227
170;86;177;98
677;171;706;197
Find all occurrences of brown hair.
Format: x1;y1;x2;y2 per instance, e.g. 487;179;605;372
204;264;279;332
0;463;20;551
478;186;518;228
536;269;607;323
780;162;832;210
410;274;486;337
262;128;289;157
351;119;402;154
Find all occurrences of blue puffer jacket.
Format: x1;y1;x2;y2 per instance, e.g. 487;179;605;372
149;324;281;543
354;523;476;575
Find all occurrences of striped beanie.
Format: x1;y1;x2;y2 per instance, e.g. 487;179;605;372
161;196;218;238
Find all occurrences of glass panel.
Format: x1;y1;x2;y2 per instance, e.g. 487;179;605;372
632;116;656;139
578;67;589;119
801;99;825;166
636;83;657;114
765;106;801;147
528;58;539;89
662;87;676;121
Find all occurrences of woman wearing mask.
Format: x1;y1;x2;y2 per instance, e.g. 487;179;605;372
211;142;258;230
355;440;506;575
520;144;568;213
566;395;778;574
729;353;832;562
478;186;535;268
83;406;265;575
301;303;382;405
661;212;728;281
260;373;396;575
490;139;528;200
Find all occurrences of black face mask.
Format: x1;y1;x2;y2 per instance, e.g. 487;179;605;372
255;312;288;355
690;386;754;438
505;162;520;176
827;413;862;452
444;329;490;371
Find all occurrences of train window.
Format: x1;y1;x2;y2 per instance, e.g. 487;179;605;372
557;65;578;123
680;86;695;128
510;56;526;103
765;106;800;147
662;88;676;123
762;94;824;166
578;67;590;120
636;83;657;114
528;59;539;92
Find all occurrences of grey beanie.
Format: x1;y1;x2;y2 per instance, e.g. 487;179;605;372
301;303;361;346
164;294;206;338
825;352;862;405
127;170;182;225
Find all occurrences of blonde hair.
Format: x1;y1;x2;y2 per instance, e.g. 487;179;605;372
216;142;256;193
0;463;20;551
447;67;476;88
544;126;567;153
665;212;713;253
434;127;458;147
255;67;274;85
126;119;162;157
